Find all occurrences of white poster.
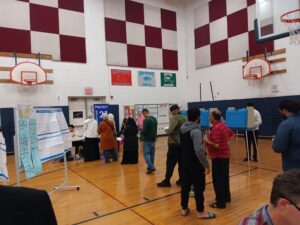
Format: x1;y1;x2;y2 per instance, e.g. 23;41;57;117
0;132;8;181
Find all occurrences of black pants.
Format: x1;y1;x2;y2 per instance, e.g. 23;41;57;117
181;167;205;212
212;158;230;207
245;130;259;159
164;145;182;182
72;140;84;155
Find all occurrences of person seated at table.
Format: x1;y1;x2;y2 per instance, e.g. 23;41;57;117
69;124;84;159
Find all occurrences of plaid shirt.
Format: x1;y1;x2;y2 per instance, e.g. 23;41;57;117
239;205;274;225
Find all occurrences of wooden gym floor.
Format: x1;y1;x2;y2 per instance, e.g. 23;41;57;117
5;136;282;225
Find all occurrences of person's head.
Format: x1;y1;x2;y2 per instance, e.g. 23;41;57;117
87;112;93;119
278;99;300;119
108;113;114;122
247;102;254;107
142;108;150;118
126;117;137;127
170;104;180;116
102;113;108;120
187;108;200;123
122;118;127;124
270;169;300;225
68;124;75;132
210;110;222;124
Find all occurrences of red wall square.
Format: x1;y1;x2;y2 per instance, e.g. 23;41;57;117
194;24;210;49
211;39;228;65
127;44;146;68
18;0;29;2
161;9;177;31
105;18;127;43
261;24;274;36
247;0;256;6
209;0;227;22
30;4;59;34
163;49;178;70
248;30;274;56
0;27;31;53
145;26;162;48
60;35;86;63
58;0;84;13
125;0;144;24
227;8;248;38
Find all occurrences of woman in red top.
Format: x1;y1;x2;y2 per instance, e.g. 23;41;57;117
204;110;234;209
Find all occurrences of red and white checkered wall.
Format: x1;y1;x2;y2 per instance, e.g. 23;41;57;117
194;0;274;69
104;0;178;70
0;0;86;63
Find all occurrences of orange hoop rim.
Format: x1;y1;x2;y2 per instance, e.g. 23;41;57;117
281;9;300;24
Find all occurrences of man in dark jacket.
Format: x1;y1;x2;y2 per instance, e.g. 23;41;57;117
180;108;216;219
157;104;186;187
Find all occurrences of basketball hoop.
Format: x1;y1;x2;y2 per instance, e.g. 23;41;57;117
281;9;300;45
242;58;271;80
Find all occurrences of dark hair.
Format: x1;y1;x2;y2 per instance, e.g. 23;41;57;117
122;118;127;123
69;124;75;128
211;111;221;121
247;102;254;107
142;108;149;113
279;99;300;113
126;117;137;128
187;108;200;122
270;169;300;206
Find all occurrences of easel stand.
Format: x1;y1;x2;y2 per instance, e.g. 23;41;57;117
50;152;80;194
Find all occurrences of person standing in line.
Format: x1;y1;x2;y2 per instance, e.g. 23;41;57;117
204;110;234;209
83;113;100;162
239;169;300;225
272;99;300;171
157;104;186;187
98;113;118;163
180;108;216;219
244;103;262;162
136;112;144;140
141;108;158;174
121;117;139;164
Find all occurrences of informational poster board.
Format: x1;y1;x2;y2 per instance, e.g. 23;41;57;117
161;73;176;87
138;71;156;87
94;104;109;123
34;108;72;163
111;69;132;86
0;132;8;181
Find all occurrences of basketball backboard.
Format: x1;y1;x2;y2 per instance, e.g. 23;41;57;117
255;0;300;43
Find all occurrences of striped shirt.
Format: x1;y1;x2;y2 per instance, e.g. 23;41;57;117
207;121;234;159
239;205;274;225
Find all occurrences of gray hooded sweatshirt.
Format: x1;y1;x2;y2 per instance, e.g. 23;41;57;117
180;121;209;168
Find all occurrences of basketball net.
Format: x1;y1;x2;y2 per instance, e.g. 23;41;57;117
281;9;300;45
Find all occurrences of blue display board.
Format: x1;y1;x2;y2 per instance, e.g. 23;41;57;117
94;104;109;123
200;110;210;128
226;108;248;129
180;110;187;117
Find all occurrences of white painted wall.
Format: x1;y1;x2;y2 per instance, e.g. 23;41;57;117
0;0;188;109
185;0;300;103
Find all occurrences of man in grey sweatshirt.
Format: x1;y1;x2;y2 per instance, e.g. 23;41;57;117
179;108;216;219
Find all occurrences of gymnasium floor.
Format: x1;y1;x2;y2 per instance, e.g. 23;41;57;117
6;136;281;225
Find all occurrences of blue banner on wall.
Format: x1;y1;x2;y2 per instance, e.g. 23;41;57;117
138;71;156;87
94;104;109;123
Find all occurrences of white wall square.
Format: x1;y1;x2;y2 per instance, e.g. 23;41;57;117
144;4;161;28
31;31;60;60
30;0;58;8
106;42;128;66
195;45;211;69
104;0;125;21
146;47;163;69
194;4;209;29
226;0;247;15
0;1;30;30
59;9;85;38
210;17;228;43
228;32;248;60
162;29;177;51
247;4;256;31
126;22;145;46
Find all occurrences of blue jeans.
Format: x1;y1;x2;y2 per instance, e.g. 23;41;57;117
103;149;118;163
143;141;156;170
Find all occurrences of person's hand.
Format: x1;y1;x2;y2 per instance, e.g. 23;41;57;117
205;167;210;175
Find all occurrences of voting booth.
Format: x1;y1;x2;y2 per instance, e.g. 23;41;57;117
200;109;210;128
